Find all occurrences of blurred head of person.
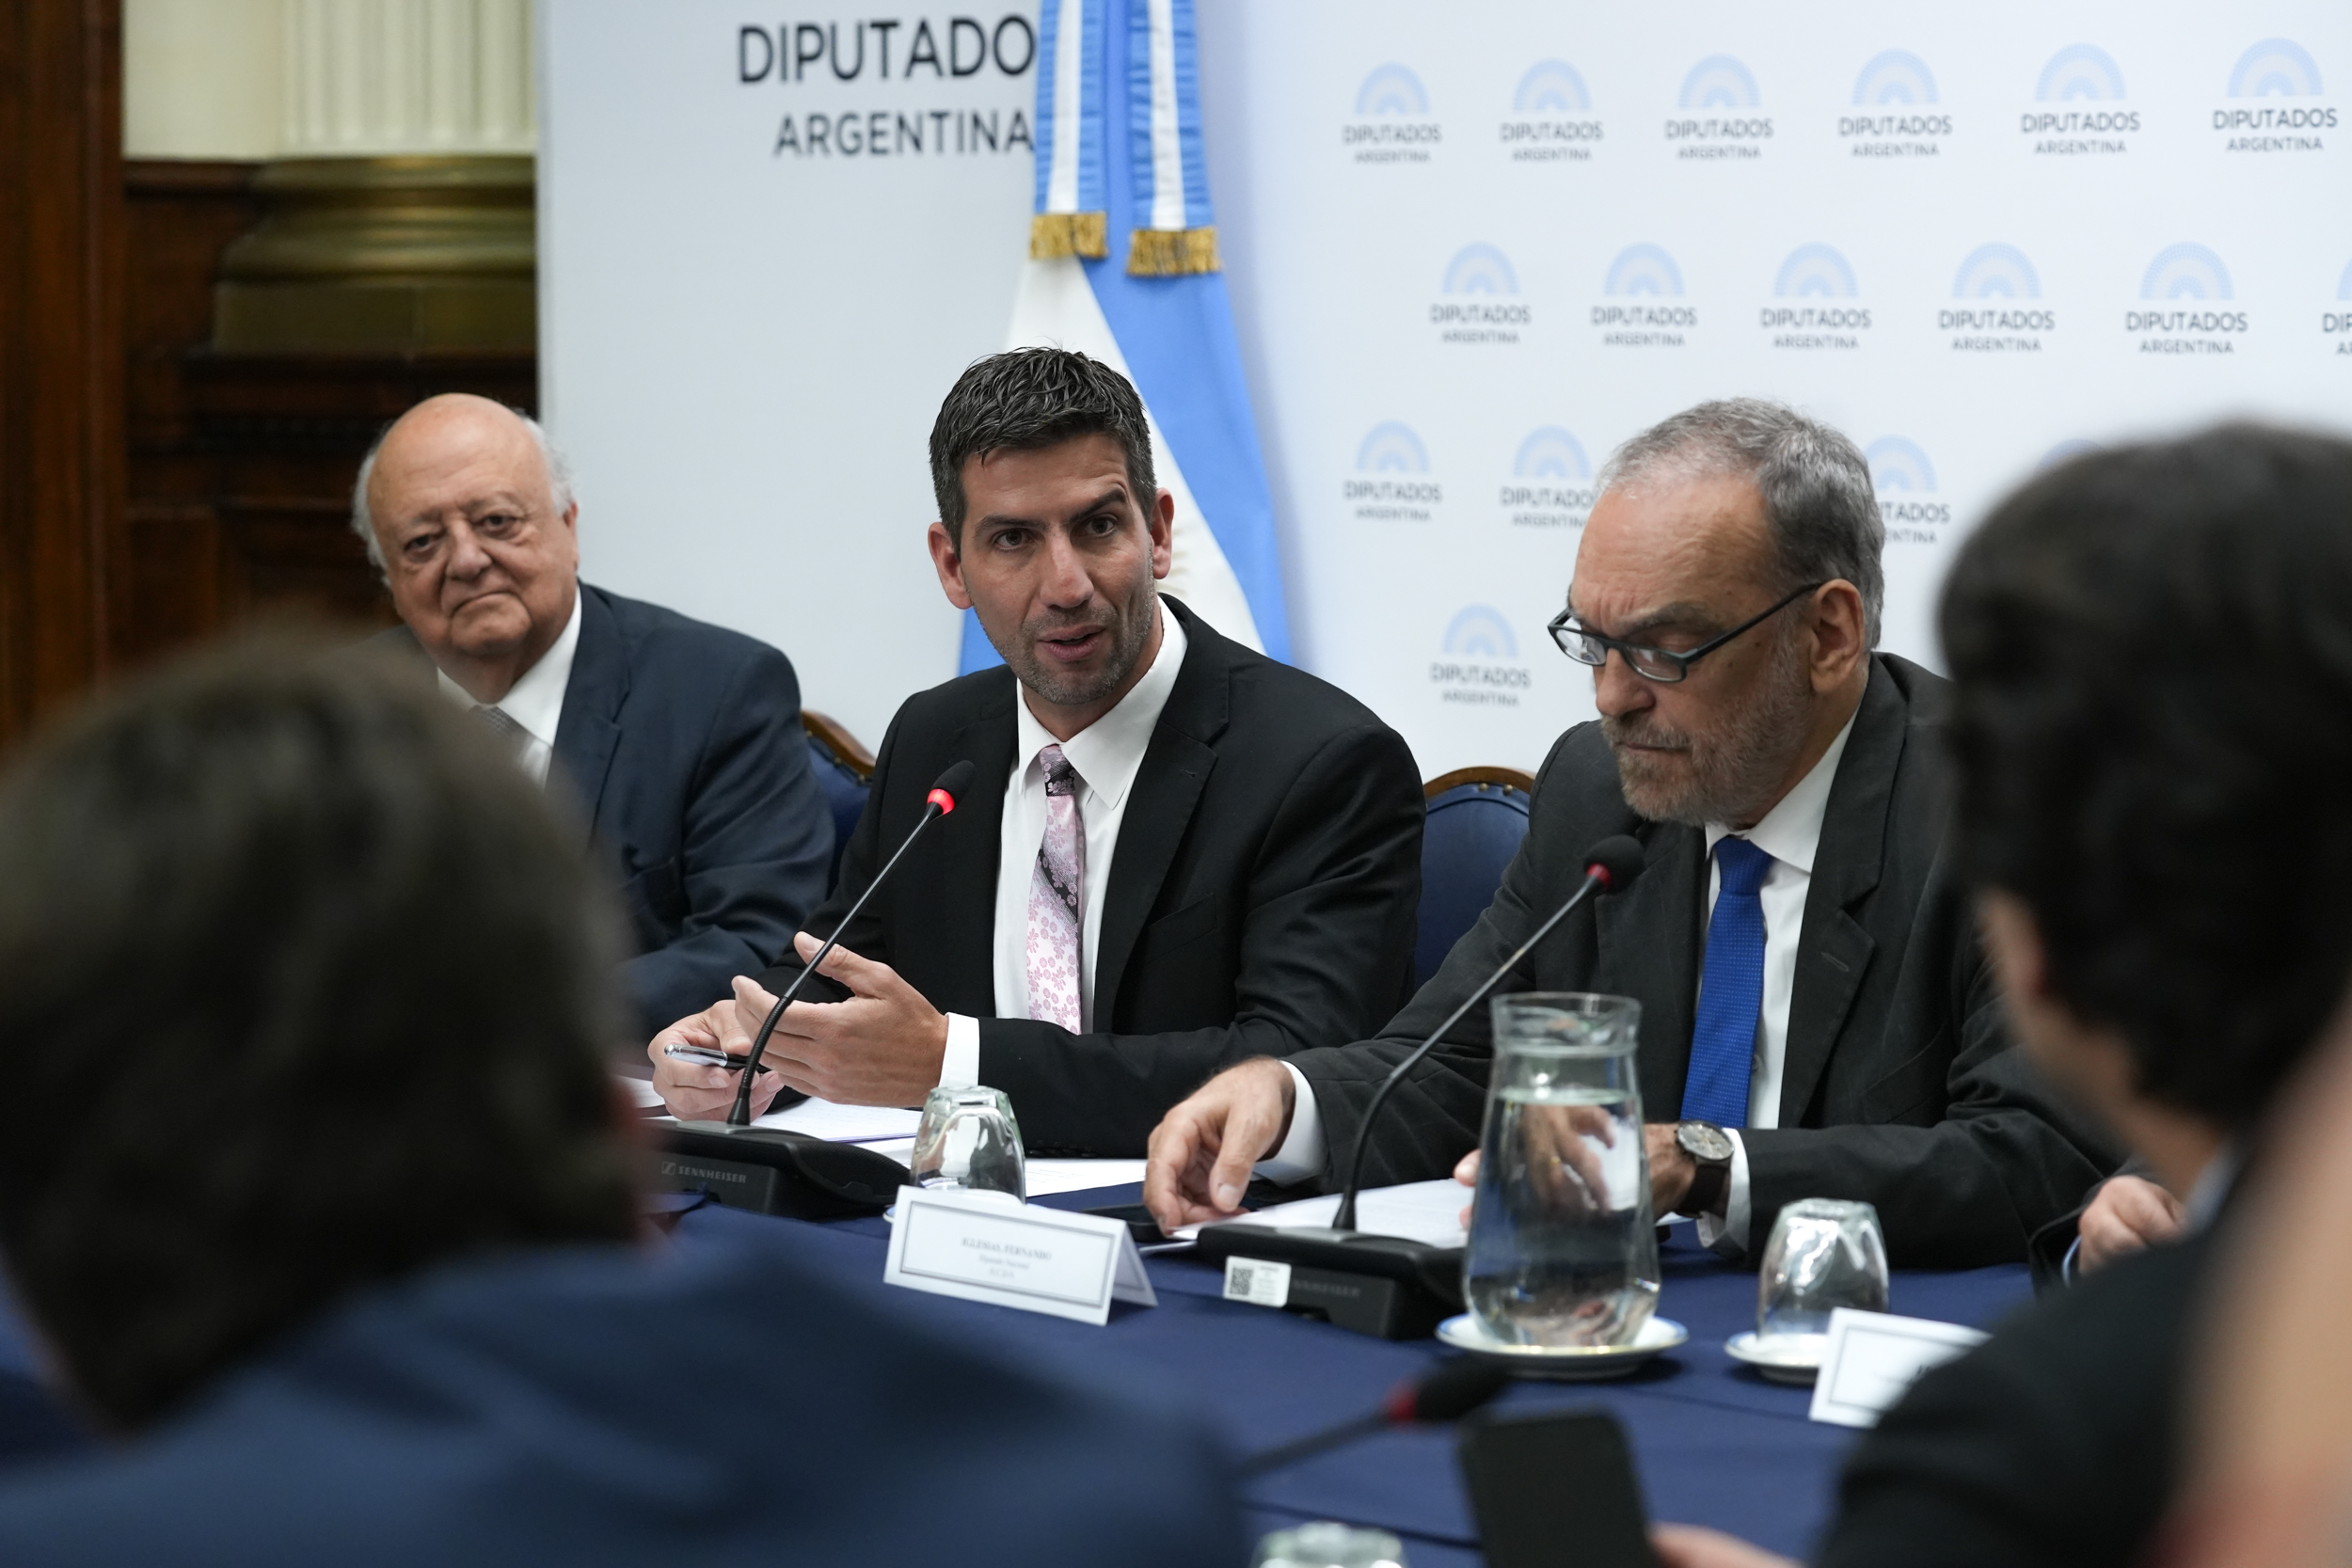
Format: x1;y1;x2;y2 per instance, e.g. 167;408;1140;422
0;641;639;1432
925;348;1175;737
1942;425;2352;1168
354;394;580;704
1569;398;1882;829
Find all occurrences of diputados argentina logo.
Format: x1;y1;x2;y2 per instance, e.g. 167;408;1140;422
2215;39;2333;154
2022;45;2136;155
1347;423;1441;521
1348;64;1441;164
737;15;1034;158
1943;244;2055;353
1430;607;1532;709
1765;245;1869;350
2328;260;2352;354
1501;428;1595;529
1502;60;1603;163
1841;51;1951;156
1866;437;1948;545
1669;55;1770;159
2130;245;2247;355
1594;245;1693;348
1432;245;1529;344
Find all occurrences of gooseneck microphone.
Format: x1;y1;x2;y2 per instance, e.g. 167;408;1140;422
1235;1357;1511;1478
725;759;977;1126
1330;833;1648;1227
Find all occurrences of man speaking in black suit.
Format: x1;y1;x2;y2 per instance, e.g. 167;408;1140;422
649;349;1423;1155
358;395;834;1039
1146;398;2114;1264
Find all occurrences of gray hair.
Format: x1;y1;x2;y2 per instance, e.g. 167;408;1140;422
350;406;576;577
1597;398;1884;644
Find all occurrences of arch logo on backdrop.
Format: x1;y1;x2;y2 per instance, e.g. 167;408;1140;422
1866;436;1949;545
1669;55;1771;159
1500;427;1596;530
1594;244;1693;348
1347;421;1441;521
1430;605;1532;709
1433;244;1530;345
1840;49;1952;156
2022;43;2137;154
1502;59;1604;163
1942;243;2056;352
2128;243;2247;355
2214;39;2335;153
1346;62;1440;164
1765;245;1870;350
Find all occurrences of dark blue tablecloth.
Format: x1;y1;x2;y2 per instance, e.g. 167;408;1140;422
0;1186;2032;1565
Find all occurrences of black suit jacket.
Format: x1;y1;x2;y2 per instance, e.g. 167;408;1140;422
372;585;834;1038
1820;1227;2206;1567
757;596;1424;1156
1286;654;2119;1266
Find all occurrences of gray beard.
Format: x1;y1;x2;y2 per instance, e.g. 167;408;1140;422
997;586;1159;709
1603;639;1816;827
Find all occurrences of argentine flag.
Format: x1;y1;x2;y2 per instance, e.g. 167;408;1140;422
958;0;1290;672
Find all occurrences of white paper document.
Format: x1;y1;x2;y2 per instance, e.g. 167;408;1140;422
1178;1177;1470;1248
883;1186;1157;1324
1809;1307;1989;1428
749;1099;922;1143
1024;1158;1149;1197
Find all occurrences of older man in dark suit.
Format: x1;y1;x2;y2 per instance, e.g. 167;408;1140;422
1147;399;2116;1266
358;395;833;1041
649;350;1424;1155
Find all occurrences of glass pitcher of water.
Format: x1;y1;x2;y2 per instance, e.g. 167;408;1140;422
1464;992;1658;1348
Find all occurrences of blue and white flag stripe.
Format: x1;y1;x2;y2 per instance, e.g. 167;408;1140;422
1034;0;1105;217
1129;0;1211;232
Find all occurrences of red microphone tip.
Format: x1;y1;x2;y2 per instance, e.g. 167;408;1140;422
1586;862;1613;891
926;787;957;815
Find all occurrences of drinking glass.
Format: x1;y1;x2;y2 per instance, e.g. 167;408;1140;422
909;1085;1025;1200
1250;1522;1408;1568
1463;992;1658;1348
1756;1198;1889;1346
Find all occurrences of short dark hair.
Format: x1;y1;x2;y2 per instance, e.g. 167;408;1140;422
929;348;1156;546
1941;425;2352;1132
0;640;639;1430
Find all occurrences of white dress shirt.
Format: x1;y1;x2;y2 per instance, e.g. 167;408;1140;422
937;608;1189;1088
1258;709;1861;1251
434;590;582;786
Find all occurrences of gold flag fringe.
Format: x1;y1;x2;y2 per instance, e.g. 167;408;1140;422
1125;226;1221;276
1029;212;1109;260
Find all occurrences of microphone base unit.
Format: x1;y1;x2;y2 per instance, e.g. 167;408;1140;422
655;1122;908;1221
1193;1223;1463;1340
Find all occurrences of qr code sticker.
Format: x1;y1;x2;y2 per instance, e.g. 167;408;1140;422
1222;1255;1292;1308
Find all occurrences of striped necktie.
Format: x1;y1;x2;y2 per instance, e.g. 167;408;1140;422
1025;744;1086;1032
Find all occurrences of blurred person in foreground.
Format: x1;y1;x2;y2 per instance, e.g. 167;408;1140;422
1652;427;2352;1568
0;642;1237;1565
1146;398;2113;1264
358;393;834;1041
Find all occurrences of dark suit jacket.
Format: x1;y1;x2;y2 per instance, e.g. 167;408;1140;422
758;596;1424;1155
1820;1227;2206;1568
372;585;833;1038
1287;654;2119;1266
0;1216;1242;1566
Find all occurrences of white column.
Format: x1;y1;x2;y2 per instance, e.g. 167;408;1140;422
282;0;533;155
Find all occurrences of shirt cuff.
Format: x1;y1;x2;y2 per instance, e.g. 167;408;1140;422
1694;1129;1754;1258
939;1014;981;1090
1253;1061;1327;1184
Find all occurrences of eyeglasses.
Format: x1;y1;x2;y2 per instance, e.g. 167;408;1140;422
1547;582;1826;684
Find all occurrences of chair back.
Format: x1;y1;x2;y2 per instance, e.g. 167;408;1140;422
1415;766;1536;990
802;711;875;895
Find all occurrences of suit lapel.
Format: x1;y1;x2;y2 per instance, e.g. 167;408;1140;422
1594;822;1706;1119
1776;659;1899;1124
1093;599;1227;1019
934;682;1017;1008
548;587;626;845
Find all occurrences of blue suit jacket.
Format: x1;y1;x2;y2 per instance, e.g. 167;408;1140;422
0;1218;1243;1565
374;585;833;1038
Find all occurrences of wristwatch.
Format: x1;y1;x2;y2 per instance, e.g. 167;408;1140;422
1676;1120;1735;1216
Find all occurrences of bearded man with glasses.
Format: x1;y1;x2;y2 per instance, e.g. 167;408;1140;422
1145;399;2117;1266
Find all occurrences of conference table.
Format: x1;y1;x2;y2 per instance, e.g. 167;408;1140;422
666;1176;2034;1566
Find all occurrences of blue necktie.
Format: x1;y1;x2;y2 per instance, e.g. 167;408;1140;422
1680;836;1772;1129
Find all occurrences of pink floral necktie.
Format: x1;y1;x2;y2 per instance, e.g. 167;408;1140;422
1026;743;1086;1031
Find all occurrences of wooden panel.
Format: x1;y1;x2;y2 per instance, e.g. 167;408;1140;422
0;0;122;740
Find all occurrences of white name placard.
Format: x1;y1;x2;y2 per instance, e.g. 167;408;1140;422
1809;1307;1990;1429
882;1186;1157;1325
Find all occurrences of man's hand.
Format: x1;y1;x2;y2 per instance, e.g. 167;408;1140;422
2077;1173;2185;1274
1650;1525;1801;1568
1647;1122;1702;1215
1143;1058;1295;1231
646;997;786;1121
748;933;950;1106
